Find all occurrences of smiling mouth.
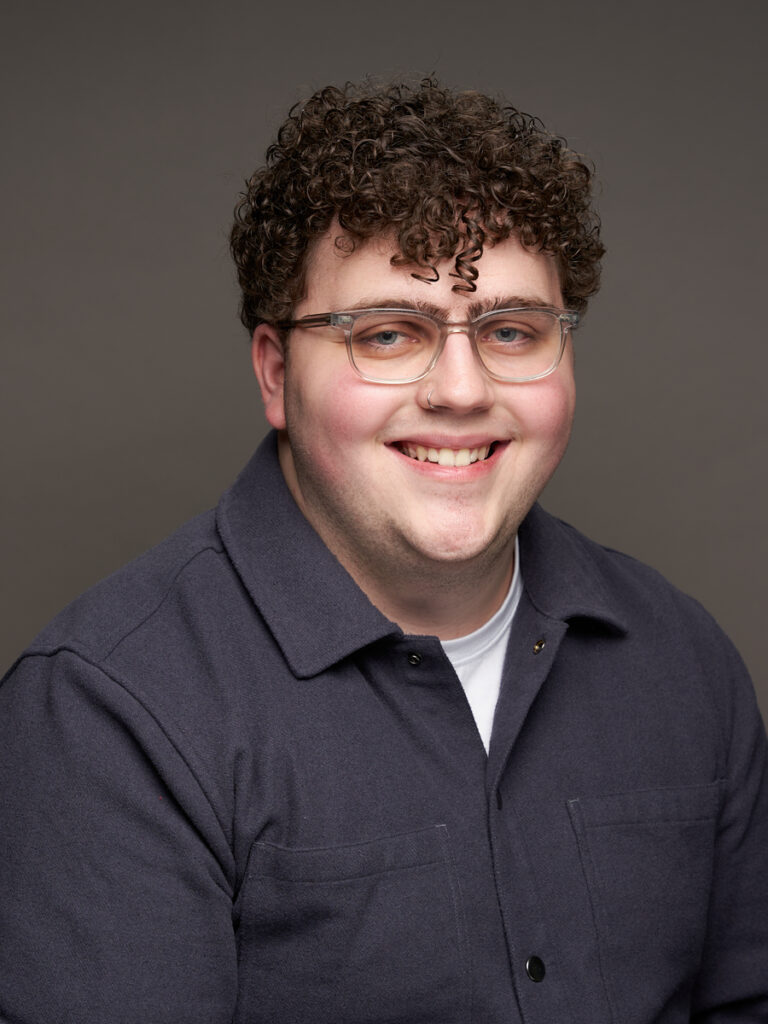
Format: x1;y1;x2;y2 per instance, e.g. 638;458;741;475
396;442;497;467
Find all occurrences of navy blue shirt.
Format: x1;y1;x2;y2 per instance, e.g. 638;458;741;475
1;433;767;1023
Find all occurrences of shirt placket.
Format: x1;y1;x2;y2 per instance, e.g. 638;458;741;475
485;598;577;1023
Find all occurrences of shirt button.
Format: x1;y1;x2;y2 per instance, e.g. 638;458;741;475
525;955;546;982
532;638;546;654
407;652;423;666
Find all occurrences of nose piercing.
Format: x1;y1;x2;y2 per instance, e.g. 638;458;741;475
427;389;436;410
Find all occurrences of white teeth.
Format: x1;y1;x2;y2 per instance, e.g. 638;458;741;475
400;444;492;465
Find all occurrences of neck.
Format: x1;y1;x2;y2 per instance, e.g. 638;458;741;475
321;522;516;639
358;554;515;639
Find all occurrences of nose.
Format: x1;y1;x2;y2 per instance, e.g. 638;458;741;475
419;328;494;413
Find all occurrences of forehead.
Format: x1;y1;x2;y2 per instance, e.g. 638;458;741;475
296;228;564;317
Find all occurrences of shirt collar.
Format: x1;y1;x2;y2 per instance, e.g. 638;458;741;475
216;433;627;678
518;504;629;633
215;432;400;678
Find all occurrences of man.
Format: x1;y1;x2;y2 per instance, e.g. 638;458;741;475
1;78;766;1023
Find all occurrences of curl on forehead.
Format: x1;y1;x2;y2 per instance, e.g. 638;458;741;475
300;223;563;314
231;77;604;331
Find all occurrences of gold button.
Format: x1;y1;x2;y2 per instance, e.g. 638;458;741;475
533;638;546;654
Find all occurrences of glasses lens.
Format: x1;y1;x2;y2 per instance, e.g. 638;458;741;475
475;310;563;381
349;312;440;382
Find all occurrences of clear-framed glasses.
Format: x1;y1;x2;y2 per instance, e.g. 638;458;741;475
277;306;579;384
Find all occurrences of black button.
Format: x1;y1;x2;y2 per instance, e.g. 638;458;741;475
532;638;546;654
526;955;546;982
407;652;422;666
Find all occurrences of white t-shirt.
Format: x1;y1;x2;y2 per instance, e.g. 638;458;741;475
440;537;522;753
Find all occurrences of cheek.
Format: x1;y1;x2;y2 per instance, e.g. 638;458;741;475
517;376;575;448
288;371;394;453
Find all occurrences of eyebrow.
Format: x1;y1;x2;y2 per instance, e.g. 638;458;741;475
341;295;558;319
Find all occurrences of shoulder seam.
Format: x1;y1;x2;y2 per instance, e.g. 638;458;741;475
9;644;232;858
101;542;226;660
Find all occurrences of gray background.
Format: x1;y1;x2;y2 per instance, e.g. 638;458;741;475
2;1;766;720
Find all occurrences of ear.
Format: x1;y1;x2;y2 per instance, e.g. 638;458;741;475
251;324;287;430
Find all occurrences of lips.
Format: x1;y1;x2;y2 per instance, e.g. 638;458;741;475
396;442;496;466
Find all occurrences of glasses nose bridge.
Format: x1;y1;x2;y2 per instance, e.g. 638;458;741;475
433;318;481;364
427;318;491;386
435;320;477;361
441;320;474;341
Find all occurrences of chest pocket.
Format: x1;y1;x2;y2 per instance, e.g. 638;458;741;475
568;781;722;1024
233;824;469;1024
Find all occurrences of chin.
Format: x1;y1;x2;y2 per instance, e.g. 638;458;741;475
407;527;509;566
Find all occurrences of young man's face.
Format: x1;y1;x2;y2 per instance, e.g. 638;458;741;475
253;228;575;593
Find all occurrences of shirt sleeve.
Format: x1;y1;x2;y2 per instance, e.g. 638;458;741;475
0;649;238;1023
691;639;768;1021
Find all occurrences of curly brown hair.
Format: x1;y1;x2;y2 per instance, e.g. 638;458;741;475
230;77;604;331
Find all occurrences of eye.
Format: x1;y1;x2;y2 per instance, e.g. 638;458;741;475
365;329;408;347
480;321;536;348
487;325;528;344
477;311;554;352
353;317;432;355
